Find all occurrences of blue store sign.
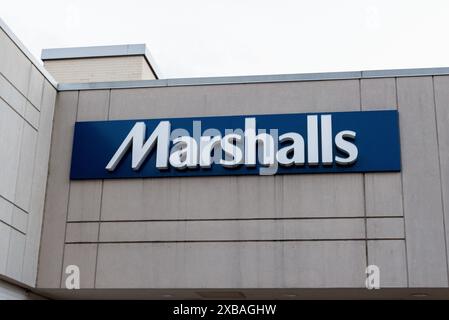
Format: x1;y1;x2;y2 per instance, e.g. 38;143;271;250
70;110;401;179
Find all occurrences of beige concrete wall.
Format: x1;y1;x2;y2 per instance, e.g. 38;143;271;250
37;75;448;293
0;25;57;290
44;56;156;83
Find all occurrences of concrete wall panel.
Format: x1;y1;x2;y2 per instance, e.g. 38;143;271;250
94;218;365;243
0;24;57;289
37;92;78;288
61;244;98;289
66;222;99;243
109;80;360;119
0;222;11;274
366;218;404;239
95;241;366;289
68;90;109;222
14;123;37;211
0;29;32;94
433;75;449;281
11;207;28;234
0;99;23;202
6;229;26;280
367;240;407;287
0;198;13;226
22;81;56;286
397;76;448;287
0;74;27;116
361;78;403;217
26;66;44;111
24;102;40;129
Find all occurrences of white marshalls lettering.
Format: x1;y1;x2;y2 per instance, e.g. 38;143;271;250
105;115;358;171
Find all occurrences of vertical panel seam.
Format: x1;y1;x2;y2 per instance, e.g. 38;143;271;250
432;76;449;286
13;112;39;214
94;89;111;288
18;73;45;283
58;90;79;288
35;85;57;287
94;180;104;289
359;79;369;273
396;77;410;287
5;62;30;276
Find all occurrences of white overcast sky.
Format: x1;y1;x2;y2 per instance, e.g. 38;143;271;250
2;0;449;78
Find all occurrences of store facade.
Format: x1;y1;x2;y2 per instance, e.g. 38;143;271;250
1;17;449;299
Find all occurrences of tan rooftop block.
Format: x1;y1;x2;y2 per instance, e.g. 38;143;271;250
41;44;159;83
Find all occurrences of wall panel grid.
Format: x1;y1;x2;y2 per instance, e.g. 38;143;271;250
39;75;449;289
0;68;43;131
1;25;57;288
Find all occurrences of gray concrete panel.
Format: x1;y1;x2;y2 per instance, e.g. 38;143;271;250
37;92;78;288
66;223;99;243
397;76;448;287
6;229;26;280
0;222;11;275
24;102;40;129
22;81;56;286
0;74;27;116
366;218;404;239
0;29;32;95
14;123;37;212
361;78;403;217
11;207;28;234
109;80;360;119
61;244;97;289
281;174;364;218
95;241;366;288
0;99;24;202
26;66;44;111
367;240;407;287
68;182;103;222
67;90;109;222
0;197;13;226
95;218;365;243
433;75;449;282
